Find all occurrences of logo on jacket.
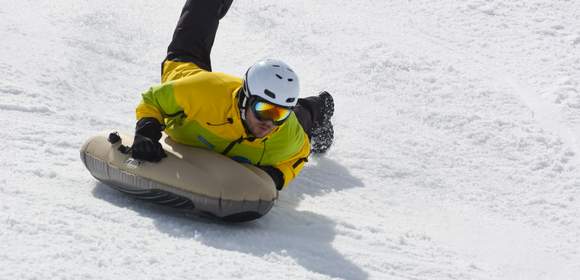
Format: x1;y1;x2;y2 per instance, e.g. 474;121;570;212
197;135;215;150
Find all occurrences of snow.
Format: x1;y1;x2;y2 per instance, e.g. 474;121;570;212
1;0;579;279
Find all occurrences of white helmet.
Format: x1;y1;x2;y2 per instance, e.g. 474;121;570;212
243;59;300;107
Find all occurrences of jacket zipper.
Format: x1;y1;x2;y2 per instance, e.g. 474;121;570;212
258;139;267;165
222;136;244;156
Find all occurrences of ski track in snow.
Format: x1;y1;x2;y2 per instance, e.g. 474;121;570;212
1;0;579;279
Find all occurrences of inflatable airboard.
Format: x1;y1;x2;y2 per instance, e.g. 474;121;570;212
80;132;278;222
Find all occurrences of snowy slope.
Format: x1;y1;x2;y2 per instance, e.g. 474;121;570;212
1;0;579;279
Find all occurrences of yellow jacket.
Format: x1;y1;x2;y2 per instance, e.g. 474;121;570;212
136;60;310;188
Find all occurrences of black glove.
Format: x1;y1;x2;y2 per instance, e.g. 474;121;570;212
259;166;284;190
131;118;167;162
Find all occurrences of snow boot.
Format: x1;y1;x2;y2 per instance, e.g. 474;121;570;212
310;91;334;154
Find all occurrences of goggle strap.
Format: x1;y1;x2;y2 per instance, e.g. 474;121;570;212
238;88;249;122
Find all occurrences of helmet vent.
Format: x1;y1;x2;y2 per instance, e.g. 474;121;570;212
264;89;276;99
288;78;294;82
272;65;280;67
287;68;294;73
275;74;283;79
286;98;295;103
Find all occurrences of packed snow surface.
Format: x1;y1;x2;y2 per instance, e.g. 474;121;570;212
1;0;579;279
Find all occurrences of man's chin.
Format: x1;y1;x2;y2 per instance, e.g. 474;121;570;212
252;128;271;138
254;131;268;138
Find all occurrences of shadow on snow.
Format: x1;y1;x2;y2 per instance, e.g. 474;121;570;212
91;156;367;280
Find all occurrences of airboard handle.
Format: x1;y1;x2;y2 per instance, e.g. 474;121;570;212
108;132;132;155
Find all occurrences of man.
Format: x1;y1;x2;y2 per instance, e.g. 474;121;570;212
131;0;334;191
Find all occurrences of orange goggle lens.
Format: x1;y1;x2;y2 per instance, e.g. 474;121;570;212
252;101;291;125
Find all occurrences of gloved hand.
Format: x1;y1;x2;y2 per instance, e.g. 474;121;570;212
259;166;284;190
131;118;167;162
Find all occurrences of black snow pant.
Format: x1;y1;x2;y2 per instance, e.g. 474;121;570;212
165;0;323;137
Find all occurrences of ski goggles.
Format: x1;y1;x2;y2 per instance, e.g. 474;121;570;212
250;98;292;125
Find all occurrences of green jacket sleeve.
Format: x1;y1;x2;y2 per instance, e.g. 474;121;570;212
135;83;183;122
